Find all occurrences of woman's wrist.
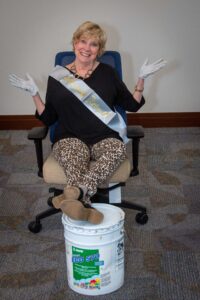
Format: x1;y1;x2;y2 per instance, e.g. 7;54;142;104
133;78;144;102
134;85;144;93
135;78;144;90
33;93;45;115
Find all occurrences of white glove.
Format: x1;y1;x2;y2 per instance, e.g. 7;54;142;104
9;73;39;96
139;58;167;79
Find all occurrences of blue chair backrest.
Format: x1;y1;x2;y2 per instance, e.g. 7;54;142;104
55;50;123;79
50;51;126;143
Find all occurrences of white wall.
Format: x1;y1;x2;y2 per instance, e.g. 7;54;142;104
1;0;200;114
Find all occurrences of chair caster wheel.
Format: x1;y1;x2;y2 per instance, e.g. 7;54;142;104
135;212;148;225
49;187;56;193
28;221;42;233
47;197;53;207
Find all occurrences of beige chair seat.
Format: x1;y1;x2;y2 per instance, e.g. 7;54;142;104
43;153;131;185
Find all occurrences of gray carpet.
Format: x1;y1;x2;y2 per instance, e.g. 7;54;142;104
0;128;200;300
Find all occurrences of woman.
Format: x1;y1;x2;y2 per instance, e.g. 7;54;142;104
9;21;166;224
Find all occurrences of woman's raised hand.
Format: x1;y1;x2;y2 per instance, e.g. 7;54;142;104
139;58;167;79
9;73;39;96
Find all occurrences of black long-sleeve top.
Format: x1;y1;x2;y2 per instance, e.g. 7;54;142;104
36;63;145;145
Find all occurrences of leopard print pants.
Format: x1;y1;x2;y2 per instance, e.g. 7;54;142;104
52;137;127;196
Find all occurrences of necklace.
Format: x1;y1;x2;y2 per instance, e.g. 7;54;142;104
70;61;95;80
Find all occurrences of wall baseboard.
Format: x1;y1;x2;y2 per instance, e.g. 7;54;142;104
127;112;200;127
0;115;44;130
0;113;199;130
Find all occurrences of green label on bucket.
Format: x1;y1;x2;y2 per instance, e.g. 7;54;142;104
72;246;101;289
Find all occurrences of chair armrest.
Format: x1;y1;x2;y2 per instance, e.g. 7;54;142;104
28;126;48;177
28;126;48;140
127;125;145;176
127;125;144;139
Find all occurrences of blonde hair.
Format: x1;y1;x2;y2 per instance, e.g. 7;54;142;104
72;21;107;57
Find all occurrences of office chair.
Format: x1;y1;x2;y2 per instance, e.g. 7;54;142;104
28;51;148;233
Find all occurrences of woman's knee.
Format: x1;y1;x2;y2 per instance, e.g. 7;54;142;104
53;138;90;162
92;138;126;160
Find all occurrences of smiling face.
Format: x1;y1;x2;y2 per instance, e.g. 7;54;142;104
72;21;107;63
74;36;100;65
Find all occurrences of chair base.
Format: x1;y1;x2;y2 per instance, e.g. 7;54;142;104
28;186;148;233
92;188;148;225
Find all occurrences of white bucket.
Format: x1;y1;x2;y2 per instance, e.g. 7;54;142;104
62;203;125;296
